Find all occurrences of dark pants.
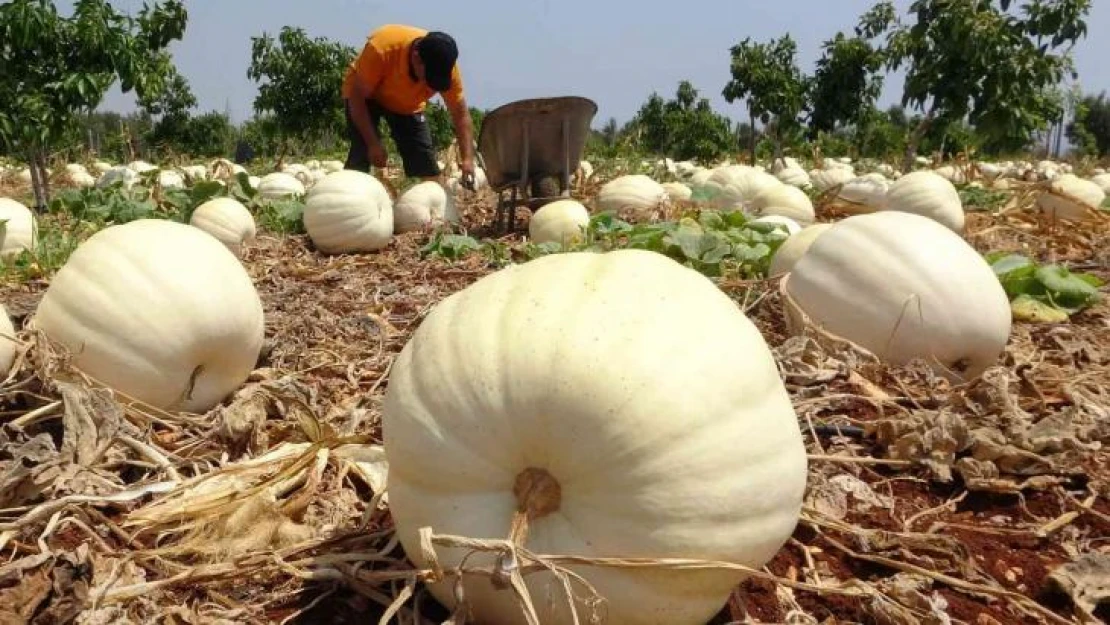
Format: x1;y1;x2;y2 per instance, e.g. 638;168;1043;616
344;99;440;178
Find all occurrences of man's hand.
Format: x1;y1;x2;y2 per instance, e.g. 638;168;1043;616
460;158;476;191
368;142;388;169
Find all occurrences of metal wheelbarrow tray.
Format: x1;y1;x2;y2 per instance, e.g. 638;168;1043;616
476;96;598;233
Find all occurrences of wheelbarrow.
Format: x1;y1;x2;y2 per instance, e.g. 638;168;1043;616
475;96;598;234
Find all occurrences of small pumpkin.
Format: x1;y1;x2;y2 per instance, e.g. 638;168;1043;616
749;183;815;224
775;166;813;189
595;174;668;219
837;176;889;213
809;167;855;192
257;172;306;200
700;165;781;211
303;170;393;254
880;170;965;233
383;248;807;625
0;198;36;258
1037;174;1106;222
662;181;693;202
189;198;258;256
528;199;590;246
392;181;459;233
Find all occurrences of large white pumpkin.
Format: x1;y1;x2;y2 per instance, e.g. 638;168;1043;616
158;170;186;190
775;166;812;189
1037;174;1106;222
809;167;855;192
837;176;890;213
303;170;393;254
189;198;257;256
528;199;590;246
392;181;459;233
257;172;305;200
382;248;808;625
595;174;668;219
96;166;139;190
783;211;1011;382
1088;172;1110;194
749;183;815;224
0;198;36;258
661;181;693;202
699;165;781;211
880;170;965;233
33;219;265;413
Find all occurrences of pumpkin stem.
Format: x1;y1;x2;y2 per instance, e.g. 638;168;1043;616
508;467;561;546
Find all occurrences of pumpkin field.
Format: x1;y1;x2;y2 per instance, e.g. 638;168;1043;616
2;0;1110;623
0;150;1105;625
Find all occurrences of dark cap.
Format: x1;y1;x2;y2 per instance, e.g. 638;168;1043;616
417;32;458;92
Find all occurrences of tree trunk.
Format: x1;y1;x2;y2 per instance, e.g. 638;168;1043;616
1054;115;1065;158
748;111;757;165
276;140;288;170
902;109;935;172
772;122;783;165
27;150;46;212
36;151;51;207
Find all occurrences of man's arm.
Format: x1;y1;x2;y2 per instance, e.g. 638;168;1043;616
349;74;385;159
447;96;475;166
442;68;475;177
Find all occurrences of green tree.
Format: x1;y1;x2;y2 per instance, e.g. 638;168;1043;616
0;0;188;208
247;26;356;164
1067;91;1110;157
139;65;198;157
425;101;486;152
626;81;734;163
723;35;810;162
874;0;1092;170
808;5;894;154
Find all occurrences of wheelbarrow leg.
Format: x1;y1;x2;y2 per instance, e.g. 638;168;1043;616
508;186;518;234
562;118;571;197
494;190;503;235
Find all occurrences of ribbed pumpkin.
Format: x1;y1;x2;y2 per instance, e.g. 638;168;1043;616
189;198;257;257
596;174;668;219
528;199;590;246
782;211;1011;382
880;170;965;233
32;220;265;412
392;181;459;233
303;171;393;254
0;198;36;258
383;249;807;625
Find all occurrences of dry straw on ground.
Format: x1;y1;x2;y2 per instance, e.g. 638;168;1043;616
0;186;1106;624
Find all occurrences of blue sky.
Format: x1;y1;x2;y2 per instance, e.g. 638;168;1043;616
69;0;1110;129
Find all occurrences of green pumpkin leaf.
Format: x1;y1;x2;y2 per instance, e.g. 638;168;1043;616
1034;265;1102;311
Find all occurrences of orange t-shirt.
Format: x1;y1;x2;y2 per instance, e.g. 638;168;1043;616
342;24;465;115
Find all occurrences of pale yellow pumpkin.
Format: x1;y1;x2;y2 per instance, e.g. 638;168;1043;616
189;198;258;257
383;248;807;625
303;170;393;254
0;198;36;258
33;219;265;412
528;199;590;246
